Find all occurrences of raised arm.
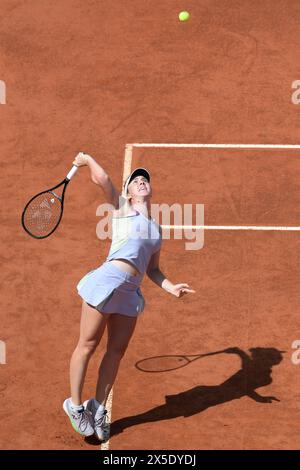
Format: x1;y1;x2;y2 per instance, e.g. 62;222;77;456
223;347;251;365
73;152;120;208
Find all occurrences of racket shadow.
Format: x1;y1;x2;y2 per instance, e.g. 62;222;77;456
109;347;284;440
135;349;226;373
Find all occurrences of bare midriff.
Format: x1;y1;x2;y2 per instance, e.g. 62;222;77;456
110;259;141;276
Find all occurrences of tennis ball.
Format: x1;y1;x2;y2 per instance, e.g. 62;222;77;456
50;198;55;203
179;11;190;22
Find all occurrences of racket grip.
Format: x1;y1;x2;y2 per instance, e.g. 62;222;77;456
66;165;79;181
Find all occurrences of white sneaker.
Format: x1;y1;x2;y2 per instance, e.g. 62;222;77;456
63;398;94;437
84;398;108;441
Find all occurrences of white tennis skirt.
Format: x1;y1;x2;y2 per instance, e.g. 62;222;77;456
76;261;145;317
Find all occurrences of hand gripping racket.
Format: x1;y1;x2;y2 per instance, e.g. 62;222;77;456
21;165;78;239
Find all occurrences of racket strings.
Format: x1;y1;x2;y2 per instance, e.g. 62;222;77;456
23;192;62;237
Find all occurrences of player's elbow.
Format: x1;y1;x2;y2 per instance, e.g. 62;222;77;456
146;267;153;278
146;267;159;279
92;173;109;186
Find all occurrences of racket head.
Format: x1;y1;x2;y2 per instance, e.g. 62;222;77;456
135;350;226;373
21;186;65;239
135;355;191;372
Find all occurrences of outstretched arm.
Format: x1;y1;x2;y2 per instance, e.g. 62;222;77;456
146;249;195;298
73;152;119;208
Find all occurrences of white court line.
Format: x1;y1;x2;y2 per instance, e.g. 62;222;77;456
101;144;134;451
123;144;134;183
161;225;300;231
132;143;300;149
134;143;300;232
100;388;113;450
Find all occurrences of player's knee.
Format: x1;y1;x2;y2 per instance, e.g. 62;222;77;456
106;343;128;359
78;339;99;356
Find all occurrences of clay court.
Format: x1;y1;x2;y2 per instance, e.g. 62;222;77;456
1;0;300;450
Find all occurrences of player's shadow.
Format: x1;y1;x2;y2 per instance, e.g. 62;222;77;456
109;347;284;438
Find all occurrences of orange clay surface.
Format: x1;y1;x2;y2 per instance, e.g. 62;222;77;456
1;0;300;450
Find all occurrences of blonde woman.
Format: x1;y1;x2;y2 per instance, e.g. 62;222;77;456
63;152;195;440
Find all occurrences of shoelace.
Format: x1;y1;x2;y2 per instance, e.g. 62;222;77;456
71;409;90;432
94;409;107;428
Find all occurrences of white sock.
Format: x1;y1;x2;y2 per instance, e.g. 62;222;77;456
70;399;84;411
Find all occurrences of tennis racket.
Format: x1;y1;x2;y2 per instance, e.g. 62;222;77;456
135;349;226;373
21;165;78;239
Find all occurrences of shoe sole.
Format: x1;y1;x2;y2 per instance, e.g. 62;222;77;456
63;400;94;437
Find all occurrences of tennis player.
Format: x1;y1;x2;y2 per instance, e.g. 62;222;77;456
63;152;195;440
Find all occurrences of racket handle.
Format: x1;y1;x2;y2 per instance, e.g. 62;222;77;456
66;165;79;181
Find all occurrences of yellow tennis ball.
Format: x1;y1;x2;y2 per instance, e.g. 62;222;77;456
179;11;190;22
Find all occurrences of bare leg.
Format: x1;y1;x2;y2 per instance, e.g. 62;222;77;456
70;301;109;405
96;313;137;405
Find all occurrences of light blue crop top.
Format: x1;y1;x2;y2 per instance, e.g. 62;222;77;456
106;210;162;275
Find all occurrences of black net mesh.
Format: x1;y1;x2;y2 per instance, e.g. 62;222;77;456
22;192;62;238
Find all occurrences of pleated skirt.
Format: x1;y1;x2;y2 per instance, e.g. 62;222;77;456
77;261;145;317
